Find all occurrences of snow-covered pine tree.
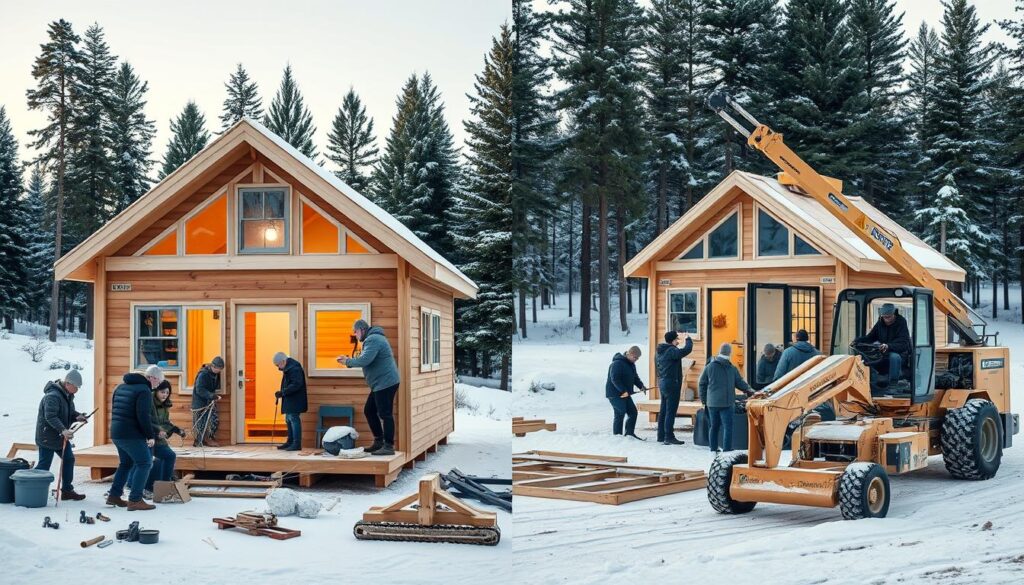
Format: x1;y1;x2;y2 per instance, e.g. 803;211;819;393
219;63;263;131
998;1;1024;319
325;88;378;192
159;101;210;179
372;75;418;214
906;22;941;231
915;173;989;278
26;18;85;341
0;107;29;329
108;61;155;213
978;62;1016;315
264;64;316;158
21;167;54;324
846;0;910;217
455;24;515;388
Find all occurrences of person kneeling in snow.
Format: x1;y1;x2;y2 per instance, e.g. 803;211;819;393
605;346;648;440
35;370;88;501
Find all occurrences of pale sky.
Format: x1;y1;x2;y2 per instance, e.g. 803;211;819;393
1;0;510;171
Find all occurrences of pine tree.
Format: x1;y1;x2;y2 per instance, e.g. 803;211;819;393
159;101;210;179
906;22;941;231
325;88;378;191
108;61;155;212
25;18;85;341
0;107;29;329
455;24;515;389
998;0;1024;318
264;65;316;157
915;173;987;275
220;63;263;130
21;167;54;323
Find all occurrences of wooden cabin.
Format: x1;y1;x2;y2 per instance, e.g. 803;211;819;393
54;118;477;487
623;170;965;421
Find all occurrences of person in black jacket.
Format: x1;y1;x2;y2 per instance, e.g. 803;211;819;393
106;365;163;511
654;331;693;445
854;303;911;389
35;370;87;501
604;346;647;439
273;352;308;451
191;356;223;447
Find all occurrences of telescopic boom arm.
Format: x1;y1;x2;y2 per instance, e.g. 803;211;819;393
707;91;984;345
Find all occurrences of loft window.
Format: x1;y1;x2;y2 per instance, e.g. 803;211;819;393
680;241;703;260
794;235;820;255
668;290;699;337
135;306;180;369
421;307;442;371
301;201;339;254
144;229;178;256
758;209;789;256
708;212;738;258
185;194;227;254
239;188;289;253
346;233;370;254
307;303;371;376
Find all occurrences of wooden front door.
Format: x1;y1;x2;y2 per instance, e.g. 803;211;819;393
234;305;298;443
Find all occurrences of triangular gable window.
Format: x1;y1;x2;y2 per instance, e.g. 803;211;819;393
757;209;789;256
680;241;703;260
185;194;227;255
795;235;820;256
302;201;340;254
144;229;178;256
708;212;738;258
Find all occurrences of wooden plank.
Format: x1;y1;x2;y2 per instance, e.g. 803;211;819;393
95;257;108;445
5;442;37;459
512;470;617;488
523;451;629;463
418;473;437;525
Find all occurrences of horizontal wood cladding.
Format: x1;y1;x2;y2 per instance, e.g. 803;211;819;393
409;278;455;452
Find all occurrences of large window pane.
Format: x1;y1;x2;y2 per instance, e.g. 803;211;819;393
302;202;339;254
264;191;285;218
185;194;227;255
758;209;789;256
186;308;222;387
308;304;370;374
432;313;441;366
239;189;289;253
242;191;262;218
708;213;738;258
668;291;699;335
136;307;180;368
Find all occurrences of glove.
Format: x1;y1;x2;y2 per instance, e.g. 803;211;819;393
61;429;74;439
275;391;282;399
146;439;155;448
76;414;88;422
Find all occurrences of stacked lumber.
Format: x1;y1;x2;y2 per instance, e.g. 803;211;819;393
512;417;557;437
512;451;706;505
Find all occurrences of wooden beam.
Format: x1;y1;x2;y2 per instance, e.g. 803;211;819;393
397;259;412;458
105;254;398;273
94;257;108;445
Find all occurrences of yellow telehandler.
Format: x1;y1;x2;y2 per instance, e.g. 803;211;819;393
705;92;1020;519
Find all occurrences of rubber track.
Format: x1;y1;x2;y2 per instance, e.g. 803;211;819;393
353;522;501;546
941;398;996;480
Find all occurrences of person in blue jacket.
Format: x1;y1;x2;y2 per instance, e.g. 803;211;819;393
773;329;820;381
339;320;401;457
106;365;162;511
654;331;693;445
604;346;647;440
272;352;308;451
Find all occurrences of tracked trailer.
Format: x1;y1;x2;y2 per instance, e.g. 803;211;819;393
705;92;1020;519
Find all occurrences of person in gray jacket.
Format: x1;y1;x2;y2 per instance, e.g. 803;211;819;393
698;343;753;452
773;330;820;382
35;370;88;501
339;320;401;456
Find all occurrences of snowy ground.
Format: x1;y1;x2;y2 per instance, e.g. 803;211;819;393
512;292;1024;585
0;328;511;585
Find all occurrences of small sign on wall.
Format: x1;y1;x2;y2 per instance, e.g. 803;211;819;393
820;277;836;284
110;283;132;292
658;279;671;286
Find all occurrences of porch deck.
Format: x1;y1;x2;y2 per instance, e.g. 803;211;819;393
73;443;407;487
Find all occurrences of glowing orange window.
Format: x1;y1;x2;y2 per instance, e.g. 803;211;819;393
346;234;369;254
302;202;339;253
185;194;227;255
313;309;364;371
144;229;178;256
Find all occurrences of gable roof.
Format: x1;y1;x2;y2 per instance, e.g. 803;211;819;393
624;171;965;282
54;118;478;298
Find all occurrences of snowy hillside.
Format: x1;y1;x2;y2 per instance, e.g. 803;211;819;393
512;294;1024;585
0;329;510;585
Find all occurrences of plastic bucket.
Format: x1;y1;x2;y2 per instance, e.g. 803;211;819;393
0;458;32;504
11;468;55;508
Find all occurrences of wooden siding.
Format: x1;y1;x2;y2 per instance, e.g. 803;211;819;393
408;277;456;457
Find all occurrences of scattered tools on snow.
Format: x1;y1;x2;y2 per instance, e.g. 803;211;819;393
441;468;512;512
42;516;59;529
512;417;557;437
96;539;113;549
354;473;500;546
512;451;707;505
80;535;104;548
79;510;95;524
96;512;110;522
177;472;284;499
116;521;141;542
212;511;301;540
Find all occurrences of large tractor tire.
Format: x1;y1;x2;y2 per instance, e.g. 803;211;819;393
707;451;757;515
838;462;890;520
941;398;1003;480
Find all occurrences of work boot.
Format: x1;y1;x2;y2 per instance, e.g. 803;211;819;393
663;437;685;445
374;442;396;456
364;439;384;454
284;445;301;452
276;442;291;450
60;488;86;501
625;433;646;441
204;438;221;448
105;495;128;508
127;499;155;511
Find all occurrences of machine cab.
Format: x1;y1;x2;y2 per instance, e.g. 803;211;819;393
831;287;935;403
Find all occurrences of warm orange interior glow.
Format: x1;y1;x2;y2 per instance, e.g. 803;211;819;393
709;290;745;370
346;234;369;254
244;310;290;442
144;230;177;256
185;194;227;255
315;310;362;370
186;308;222;387
302;202;339;253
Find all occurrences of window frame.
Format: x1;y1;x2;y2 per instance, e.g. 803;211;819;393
420;307;443;372
132;304;183;372
666;288;701;340
130;302;226;395
180;303;227;394
676;204;742;261
753;203;823;259
307;302;372;377
237;186;292;255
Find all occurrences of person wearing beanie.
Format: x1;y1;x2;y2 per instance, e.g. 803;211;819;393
191;355;224;448
698;343;753;452
107;365;163;510
854;303;911;390
604;346;648;440
273;352;308;451
654;330;693;445
773;329;821;382
338;320;401;456
35;369;88;501
755;343;781;390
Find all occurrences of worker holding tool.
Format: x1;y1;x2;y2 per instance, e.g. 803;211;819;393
699;343;754;452
655;331;693;445
107;365;163;511
854;303;911;391
191;356;224;447
338;320;400;456
35;370;88;501
128;380;184;499
273;352;308;451
604;346;647;440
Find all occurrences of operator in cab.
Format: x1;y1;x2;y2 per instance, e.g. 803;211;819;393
854;303;911;390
